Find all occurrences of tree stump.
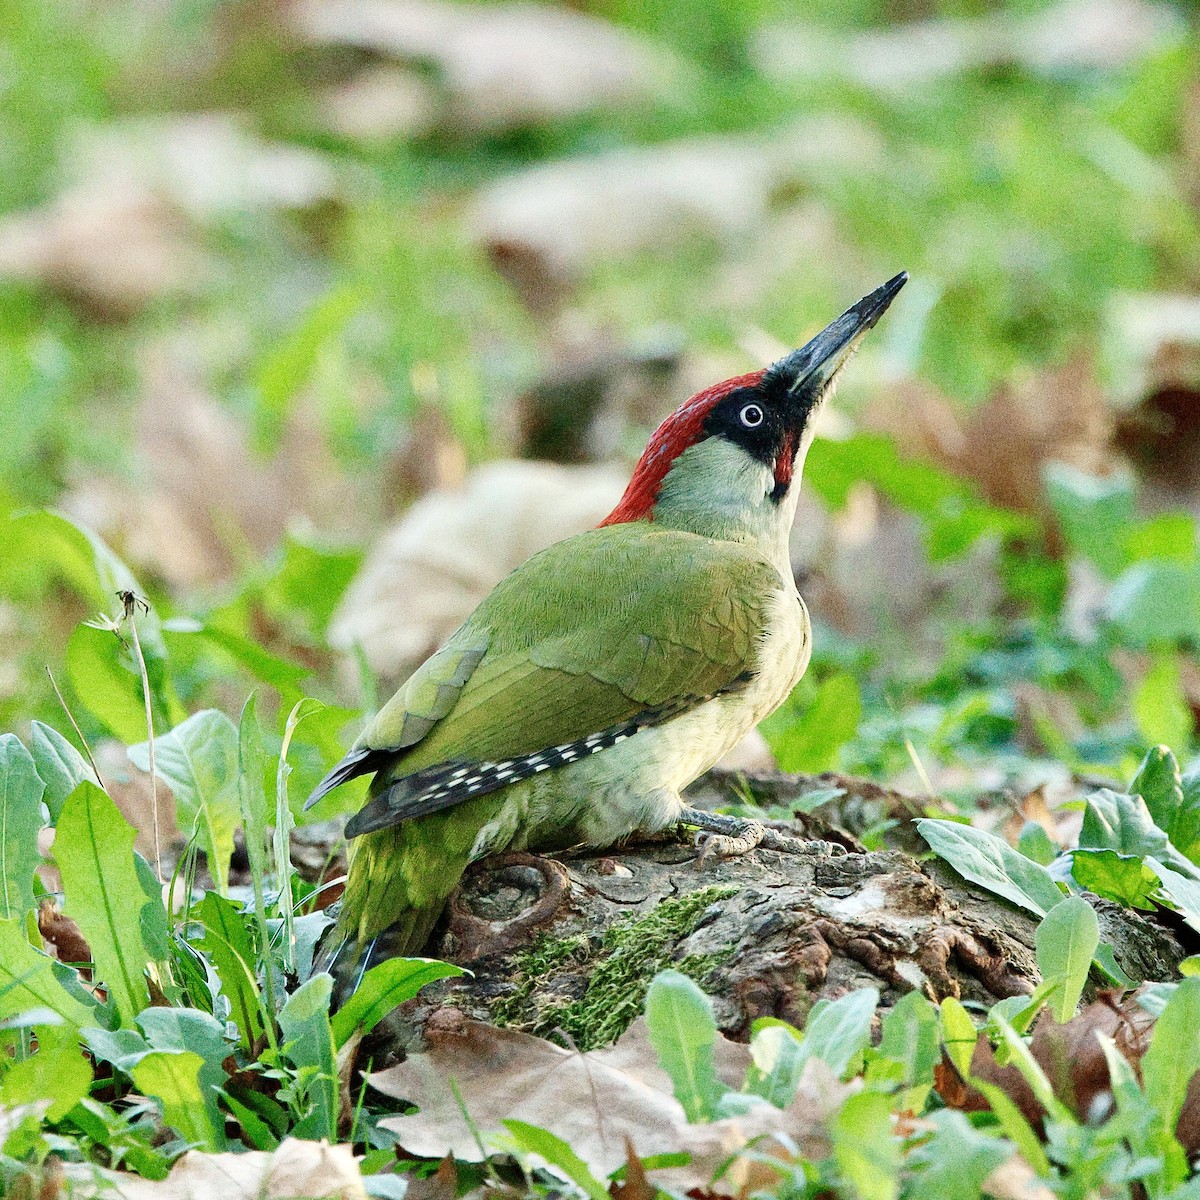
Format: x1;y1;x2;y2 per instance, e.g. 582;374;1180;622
377;770;1187;1056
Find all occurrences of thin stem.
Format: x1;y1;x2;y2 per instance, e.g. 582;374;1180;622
127;610;162;883
46;666;105;792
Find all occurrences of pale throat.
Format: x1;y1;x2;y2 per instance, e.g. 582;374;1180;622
652;437;809;582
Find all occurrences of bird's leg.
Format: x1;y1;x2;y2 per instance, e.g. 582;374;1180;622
680;808;764;860
678;807;847;862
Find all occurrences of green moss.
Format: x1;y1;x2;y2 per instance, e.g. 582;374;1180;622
491;885;737;1049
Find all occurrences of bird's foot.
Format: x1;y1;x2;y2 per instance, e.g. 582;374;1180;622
679;807;847;863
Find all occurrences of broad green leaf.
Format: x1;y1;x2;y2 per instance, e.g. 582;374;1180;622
1150;861;1200;935
762;673;862;773
503;1119;609;1200
798;987;878;1078
261;533;362;646
0;919;96;1029
137;1007;230;1094
130;1050;225;1152
1106;561;1200;645
278;972;338;1141
221;1089;280;1150
197;892;265;1049
1035;896;1099;1023
1079;789;1170;858
67;622;152;745
1016;820;1057;866
164;621;308;707
644;970;726;1123
237;696;279;1019
876;990;939;1094
290;909;335;981
968;1077;1050;1176
274;697;325;973
56;782;159;1025
1134;666;1191;760
939;997;977;1078
1181;765;1200;863
1043;463;1134;577
331;957;464;1046
0;735;44;921
29;722;97;821
743;1024;805;1108
82;1026;151;1071
917;819;1064;916
1142;976;1200;1133
1125;512;1198;564
1131;745;1185;835
130;709;240;894
0;1021;91;1120
1132;746;1200;865
1071;849;1159;908
831;1090;899;1200
904;1110;1012;1200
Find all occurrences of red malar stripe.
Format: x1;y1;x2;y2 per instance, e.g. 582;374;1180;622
600;369;765;526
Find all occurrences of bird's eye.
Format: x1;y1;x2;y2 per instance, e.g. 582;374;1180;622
739;403;764;428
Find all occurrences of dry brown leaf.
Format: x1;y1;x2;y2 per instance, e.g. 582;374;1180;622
291;0;674;133
328;461;625;686
66;337;369;590
370;1017;844;1195
0;189;205;320
937;990;1200;1154
66;1138;365;1200
983;1156;1056;1200
869;356;1114;520
0;115;336;319
755;0;1181;88
320;65;439;142
405;1154;458;1200
473;136;776;300
37;901;92;972
62;114;337;222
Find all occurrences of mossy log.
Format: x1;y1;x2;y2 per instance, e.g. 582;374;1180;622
370;769;1189;1057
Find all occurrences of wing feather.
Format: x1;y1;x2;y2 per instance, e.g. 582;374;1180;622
312;526;786;829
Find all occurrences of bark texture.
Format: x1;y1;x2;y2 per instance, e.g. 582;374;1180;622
370;770;1188;1056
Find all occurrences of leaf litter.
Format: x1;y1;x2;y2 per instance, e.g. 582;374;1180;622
369;1015;848;1193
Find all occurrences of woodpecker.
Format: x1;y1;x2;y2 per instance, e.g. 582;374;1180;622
308;273;907;993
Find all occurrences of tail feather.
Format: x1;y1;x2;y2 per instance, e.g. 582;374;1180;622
316;903;446;1010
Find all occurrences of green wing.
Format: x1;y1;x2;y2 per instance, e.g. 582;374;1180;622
311;525;784;832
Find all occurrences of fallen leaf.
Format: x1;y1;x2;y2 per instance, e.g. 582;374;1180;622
328;461;625;686
937;989;1200;1154
0;116;336;319
0;189;204;320
37;901;92;972
62;114;338;222
319;65;438;142
66;337;369;589
63;1137;365;1199
983;1155;1056;1200
754;0;1181;89
291;0;675;133
369;1016;844;1195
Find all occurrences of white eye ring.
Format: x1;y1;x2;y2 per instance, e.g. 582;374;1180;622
739;403;764;428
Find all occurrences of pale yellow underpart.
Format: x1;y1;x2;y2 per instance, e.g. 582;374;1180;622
467;448;813;860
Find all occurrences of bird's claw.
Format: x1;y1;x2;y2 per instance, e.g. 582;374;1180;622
757;829;847;857
694;823;764;863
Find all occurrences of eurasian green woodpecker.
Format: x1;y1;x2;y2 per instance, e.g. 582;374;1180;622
308;273;907;994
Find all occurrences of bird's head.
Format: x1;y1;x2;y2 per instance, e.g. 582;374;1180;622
601;273;908;538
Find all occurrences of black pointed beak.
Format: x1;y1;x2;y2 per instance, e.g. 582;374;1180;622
767;271;908;402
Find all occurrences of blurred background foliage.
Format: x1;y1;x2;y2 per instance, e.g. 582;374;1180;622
2;0;1199;824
